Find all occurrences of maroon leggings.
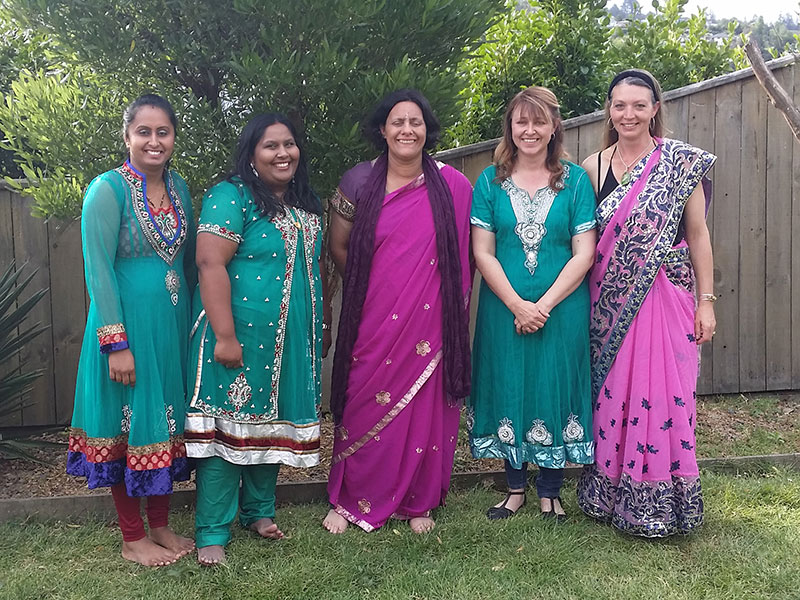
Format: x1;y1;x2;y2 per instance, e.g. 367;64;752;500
110;483;170;542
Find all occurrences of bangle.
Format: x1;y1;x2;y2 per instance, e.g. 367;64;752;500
698;293;717;303
322;322;331;330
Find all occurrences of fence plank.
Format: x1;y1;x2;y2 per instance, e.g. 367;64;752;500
563;126;579;164
0;190;22;427
460;149;494;185
665;95;690;142
711;80;743;394
10;196;56;425
738;79;768;392
48;218;86;424
576;119;604;164
765;66;794;390
793;61;800;388
687;88;716;394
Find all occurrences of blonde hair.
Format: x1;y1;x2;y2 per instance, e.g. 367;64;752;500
494;86;566;190
603;69;665;149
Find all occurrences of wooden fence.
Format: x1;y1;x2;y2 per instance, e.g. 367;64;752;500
1;55;798;427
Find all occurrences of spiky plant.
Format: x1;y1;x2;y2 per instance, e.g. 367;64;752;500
0;261;54;462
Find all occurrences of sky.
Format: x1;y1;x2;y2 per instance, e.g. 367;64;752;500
613;0;799;22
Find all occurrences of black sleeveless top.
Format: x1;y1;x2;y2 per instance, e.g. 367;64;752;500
597;151;618;202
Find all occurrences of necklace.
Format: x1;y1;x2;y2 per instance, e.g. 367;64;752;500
615;139;656;185
147;190;168;210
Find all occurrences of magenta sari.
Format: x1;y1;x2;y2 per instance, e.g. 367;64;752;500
327;161;473;531
576;139;716;537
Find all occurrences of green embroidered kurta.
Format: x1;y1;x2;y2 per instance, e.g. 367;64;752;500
184;178;322;467
468;162;596;469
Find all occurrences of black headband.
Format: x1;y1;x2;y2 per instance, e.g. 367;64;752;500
607;70;659;100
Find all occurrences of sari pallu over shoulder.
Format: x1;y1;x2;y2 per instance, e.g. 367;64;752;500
589;139;716;398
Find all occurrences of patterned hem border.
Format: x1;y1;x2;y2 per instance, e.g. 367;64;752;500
66;452;191;496
576;464;703;538
68;430;186;469
334;504;376;532
332;350;442;465
390;510;432;521
469;435;595;468
185;442;320;468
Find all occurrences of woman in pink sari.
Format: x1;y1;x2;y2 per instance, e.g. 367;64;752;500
323;89;473;534
576;70;716;537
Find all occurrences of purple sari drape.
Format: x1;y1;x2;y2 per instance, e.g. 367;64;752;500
327;162;473;531
577;138;716;537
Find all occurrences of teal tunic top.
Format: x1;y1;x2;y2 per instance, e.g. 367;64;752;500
468;162;596;469
68;163;195;495
185;178;322;467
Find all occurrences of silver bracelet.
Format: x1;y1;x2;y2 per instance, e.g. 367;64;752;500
698;293;717;303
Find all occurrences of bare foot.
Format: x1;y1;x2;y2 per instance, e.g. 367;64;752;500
322;509;349;534
409;516;435;534
121;537;177;567
249;517;284;540
197;545;225;566
149;526;195;559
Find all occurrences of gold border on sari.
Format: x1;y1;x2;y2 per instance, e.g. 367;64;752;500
332;350;442;465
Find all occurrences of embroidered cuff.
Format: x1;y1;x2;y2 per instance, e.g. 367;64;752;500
470;216;496;232
330;189;356;222
97;323;129;354
197;223;244;244
572;220;596;235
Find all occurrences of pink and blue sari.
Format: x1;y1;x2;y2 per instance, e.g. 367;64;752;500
327;161;473;531
576;138;716;537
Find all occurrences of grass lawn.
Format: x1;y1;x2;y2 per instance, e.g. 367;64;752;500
1;468;799;600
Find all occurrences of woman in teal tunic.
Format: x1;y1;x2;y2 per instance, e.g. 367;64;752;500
67;94;196;566
184;113;328;566
469;87;596;520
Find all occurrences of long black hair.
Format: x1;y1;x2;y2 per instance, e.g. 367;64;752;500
229;113;320;218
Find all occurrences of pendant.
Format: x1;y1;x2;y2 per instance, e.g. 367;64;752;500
620;170;632;186
294;221;301;230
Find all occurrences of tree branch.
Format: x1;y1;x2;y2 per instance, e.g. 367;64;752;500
744;38;800;143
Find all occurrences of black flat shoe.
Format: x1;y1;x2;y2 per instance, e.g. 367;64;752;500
541;496;568;522
487;491;526;520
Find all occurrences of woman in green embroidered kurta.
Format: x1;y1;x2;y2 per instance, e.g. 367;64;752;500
469;87;596;520
184;114;328;565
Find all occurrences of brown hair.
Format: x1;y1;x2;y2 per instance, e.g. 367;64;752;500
603;69;665;149
493;86;566;190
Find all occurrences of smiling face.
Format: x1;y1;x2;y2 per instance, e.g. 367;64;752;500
380;101;426;162
510;105;556;161
124;105;175;174
251;122;300;197
609;82;659;142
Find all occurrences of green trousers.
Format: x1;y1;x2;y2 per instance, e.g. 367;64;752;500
194;456;280;548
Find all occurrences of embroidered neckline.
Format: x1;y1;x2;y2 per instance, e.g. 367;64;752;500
117;161;187;265
501;164;568;276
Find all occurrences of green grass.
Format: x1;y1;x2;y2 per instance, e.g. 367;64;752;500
2;469;800;600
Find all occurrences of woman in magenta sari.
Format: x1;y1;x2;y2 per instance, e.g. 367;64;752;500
576;70;717;537
323;89;473;534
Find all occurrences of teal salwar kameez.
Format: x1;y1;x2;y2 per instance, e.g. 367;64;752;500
67;161;195;496
184;178;322;547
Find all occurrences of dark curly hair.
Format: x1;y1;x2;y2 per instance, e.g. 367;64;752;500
362;89;441;151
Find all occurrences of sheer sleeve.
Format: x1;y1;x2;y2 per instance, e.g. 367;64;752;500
174;173;198;290
81;174;128;353
570;168;597;236
470;168;496;232
197;181;245;245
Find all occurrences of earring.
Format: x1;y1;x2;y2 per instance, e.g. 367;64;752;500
250;162;259;179
607;117;615;131
649;118;655;131
550;133;555;141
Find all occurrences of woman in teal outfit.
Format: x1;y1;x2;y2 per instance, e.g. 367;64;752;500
68;94;196;566
184;113;329;565
469;86;596;520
